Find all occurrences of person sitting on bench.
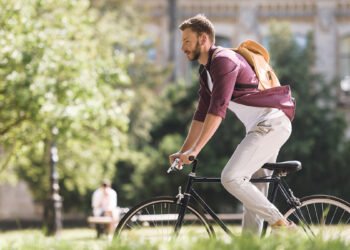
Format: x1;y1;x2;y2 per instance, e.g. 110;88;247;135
91;179;118;240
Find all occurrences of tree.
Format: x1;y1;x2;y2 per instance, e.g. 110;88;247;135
0;0;134;210
268;22;350;200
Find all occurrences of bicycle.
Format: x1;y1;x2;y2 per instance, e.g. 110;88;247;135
115;159;350;242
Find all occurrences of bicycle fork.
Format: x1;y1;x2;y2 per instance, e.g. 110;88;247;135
174;173;195;234
174;187;191;234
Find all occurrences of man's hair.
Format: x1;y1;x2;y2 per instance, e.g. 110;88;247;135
178;14;215;44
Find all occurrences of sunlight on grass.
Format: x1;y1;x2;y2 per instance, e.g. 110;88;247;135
0;227;348;250
0;228;108;250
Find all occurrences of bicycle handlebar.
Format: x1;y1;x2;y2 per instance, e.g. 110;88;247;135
167;158;182;173
167;156;197;174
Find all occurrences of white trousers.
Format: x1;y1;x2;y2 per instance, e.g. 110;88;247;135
221;115;292;235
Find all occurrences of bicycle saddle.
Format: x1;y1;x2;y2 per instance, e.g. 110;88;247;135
262;161;302;174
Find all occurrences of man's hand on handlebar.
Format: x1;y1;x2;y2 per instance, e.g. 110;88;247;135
169;152;182;166
178;149;198;165
168;149;198;171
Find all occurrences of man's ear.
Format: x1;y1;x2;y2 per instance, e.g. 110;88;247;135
200;34;207;45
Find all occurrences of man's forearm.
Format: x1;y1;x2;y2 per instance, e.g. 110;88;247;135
192;113;222;154
180;119;204;152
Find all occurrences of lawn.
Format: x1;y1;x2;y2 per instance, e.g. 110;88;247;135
0;228;107;250
0;227;349;250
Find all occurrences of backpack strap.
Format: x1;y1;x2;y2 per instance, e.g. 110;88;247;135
210;47;258;91
233;40;280;90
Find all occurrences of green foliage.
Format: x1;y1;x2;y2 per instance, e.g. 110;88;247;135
114;83;192;206
268;22;350;200
0;0;134;208
108;7;174;207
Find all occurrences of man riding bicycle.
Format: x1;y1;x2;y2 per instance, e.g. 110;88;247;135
169;14;295;235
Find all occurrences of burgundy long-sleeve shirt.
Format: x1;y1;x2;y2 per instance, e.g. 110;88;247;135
194;45;259;121
193;45;295;122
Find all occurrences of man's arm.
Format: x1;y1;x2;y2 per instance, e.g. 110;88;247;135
180;56;239;162
180;119;204;152
192;113;222;154
169;119;203;164
92;190;98;208
108;190;117;210
91;190;101;216
179;113;222;164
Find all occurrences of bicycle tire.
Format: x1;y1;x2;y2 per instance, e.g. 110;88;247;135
115;196;214;242
283;195;350;240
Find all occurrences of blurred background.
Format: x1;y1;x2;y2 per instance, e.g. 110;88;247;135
1;0;350;232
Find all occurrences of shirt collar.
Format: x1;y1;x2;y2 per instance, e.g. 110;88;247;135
204;45;218;70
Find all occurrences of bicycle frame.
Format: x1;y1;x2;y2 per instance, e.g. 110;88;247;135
174;160;302;236
116;160;349;241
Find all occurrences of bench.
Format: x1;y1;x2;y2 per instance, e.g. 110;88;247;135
87;207;129;225
87;207;129;238
87;216;113;224
132;213;243;222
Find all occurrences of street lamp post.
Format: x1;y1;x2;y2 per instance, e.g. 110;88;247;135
44;128;63;236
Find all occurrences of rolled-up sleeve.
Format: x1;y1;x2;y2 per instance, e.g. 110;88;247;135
208;57;239;119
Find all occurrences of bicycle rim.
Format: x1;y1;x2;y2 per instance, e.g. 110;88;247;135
283;195;350;240
115;196;213;242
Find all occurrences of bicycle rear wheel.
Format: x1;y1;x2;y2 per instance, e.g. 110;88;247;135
283;195;350;240
115;196;214;242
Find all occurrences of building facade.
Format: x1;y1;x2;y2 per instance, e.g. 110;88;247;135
136;0;350;104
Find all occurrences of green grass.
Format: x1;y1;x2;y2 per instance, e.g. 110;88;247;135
0;228;349;250
0;228;107;250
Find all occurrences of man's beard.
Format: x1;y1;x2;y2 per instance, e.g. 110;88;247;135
188;41;201;61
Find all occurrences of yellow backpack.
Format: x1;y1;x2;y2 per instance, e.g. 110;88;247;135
233;40;280;90
213;40;280;90
211;41;295;121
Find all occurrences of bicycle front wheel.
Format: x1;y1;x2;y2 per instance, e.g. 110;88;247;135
115;196;214;242
283;195;350;240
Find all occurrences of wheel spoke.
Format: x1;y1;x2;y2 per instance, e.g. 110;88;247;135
305;205;312;225
321;204;330;225
283;195;350;240
330;206;338;225
296;206;316;238
115;197;212;242
346;215;350;224
338;210;345;224
313;203;320;224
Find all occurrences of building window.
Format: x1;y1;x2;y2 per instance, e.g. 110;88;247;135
262;33;307;51
294;33;307;49
340;36;350;80
216;35;232;48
